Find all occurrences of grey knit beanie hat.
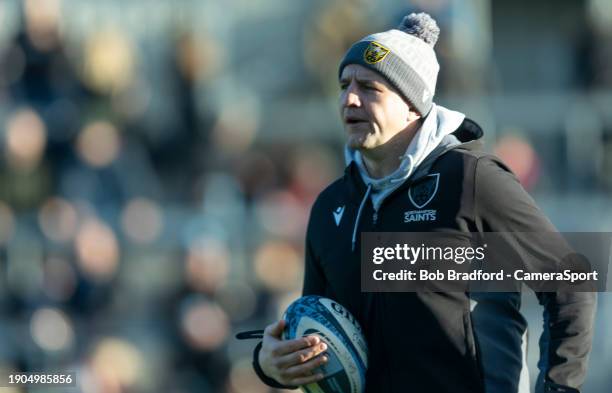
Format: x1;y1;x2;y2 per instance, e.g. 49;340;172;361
338;12;440;116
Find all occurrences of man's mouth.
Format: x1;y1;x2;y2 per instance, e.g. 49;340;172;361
345;117;367;124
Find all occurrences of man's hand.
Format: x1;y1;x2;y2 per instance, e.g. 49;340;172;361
259;320;329;386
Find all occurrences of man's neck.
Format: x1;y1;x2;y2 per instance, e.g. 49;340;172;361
360;122;421;179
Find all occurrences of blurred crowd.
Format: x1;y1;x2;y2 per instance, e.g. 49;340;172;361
0;0;611;392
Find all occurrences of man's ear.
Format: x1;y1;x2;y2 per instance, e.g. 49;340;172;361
407;110;422;123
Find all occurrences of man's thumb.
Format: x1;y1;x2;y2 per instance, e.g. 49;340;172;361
266;319;286;338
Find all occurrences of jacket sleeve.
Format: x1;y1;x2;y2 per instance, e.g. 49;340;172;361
251;203;327;390
473;156;596;392
302;212;328;296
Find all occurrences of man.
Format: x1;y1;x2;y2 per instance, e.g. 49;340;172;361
252;13;596;393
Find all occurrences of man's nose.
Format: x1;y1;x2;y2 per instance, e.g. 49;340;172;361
342;84;361;107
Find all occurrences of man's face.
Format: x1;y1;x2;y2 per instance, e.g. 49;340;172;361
339;64;413;150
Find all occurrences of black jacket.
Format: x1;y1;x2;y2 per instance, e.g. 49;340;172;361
254;119;596;393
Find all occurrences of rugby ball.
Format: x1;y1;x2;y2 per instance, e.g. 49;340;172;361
283;295;368;393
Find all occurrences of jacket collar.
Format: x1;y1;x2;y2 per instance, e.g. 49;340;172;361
343;117;484;204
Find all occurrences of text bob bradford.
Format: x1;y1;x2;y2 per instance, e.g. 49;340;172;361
372;268;598;282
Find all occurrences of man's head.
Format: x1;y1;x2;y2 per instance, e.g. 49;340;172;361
339;64;421;150
338;13;441;150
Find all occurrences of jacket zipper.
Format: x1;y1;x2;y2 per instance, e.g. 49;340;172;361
366;171;425;229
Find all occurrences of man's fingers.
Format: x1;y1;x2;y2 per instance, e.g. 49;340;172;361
270;335;321;357
276;342;328;368
282;354;329;380
290;372;326;386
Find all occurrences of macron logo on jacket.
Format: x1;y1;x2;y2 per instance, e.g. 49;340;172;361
333;206;345;226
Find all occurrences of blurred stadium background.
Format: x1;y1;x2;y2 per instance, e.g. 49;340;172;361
0;0;610;392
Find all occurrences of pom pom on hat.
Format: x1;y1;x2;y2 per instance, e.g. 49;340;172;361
398;12;440;47
338;11;441;115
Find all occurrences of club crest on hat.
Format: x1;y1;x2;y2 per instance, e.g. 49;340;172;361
364;41;390;64
408;173;439;209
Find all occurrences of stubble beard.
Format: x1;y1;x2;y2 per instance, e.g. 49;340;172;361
346;124;376;150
